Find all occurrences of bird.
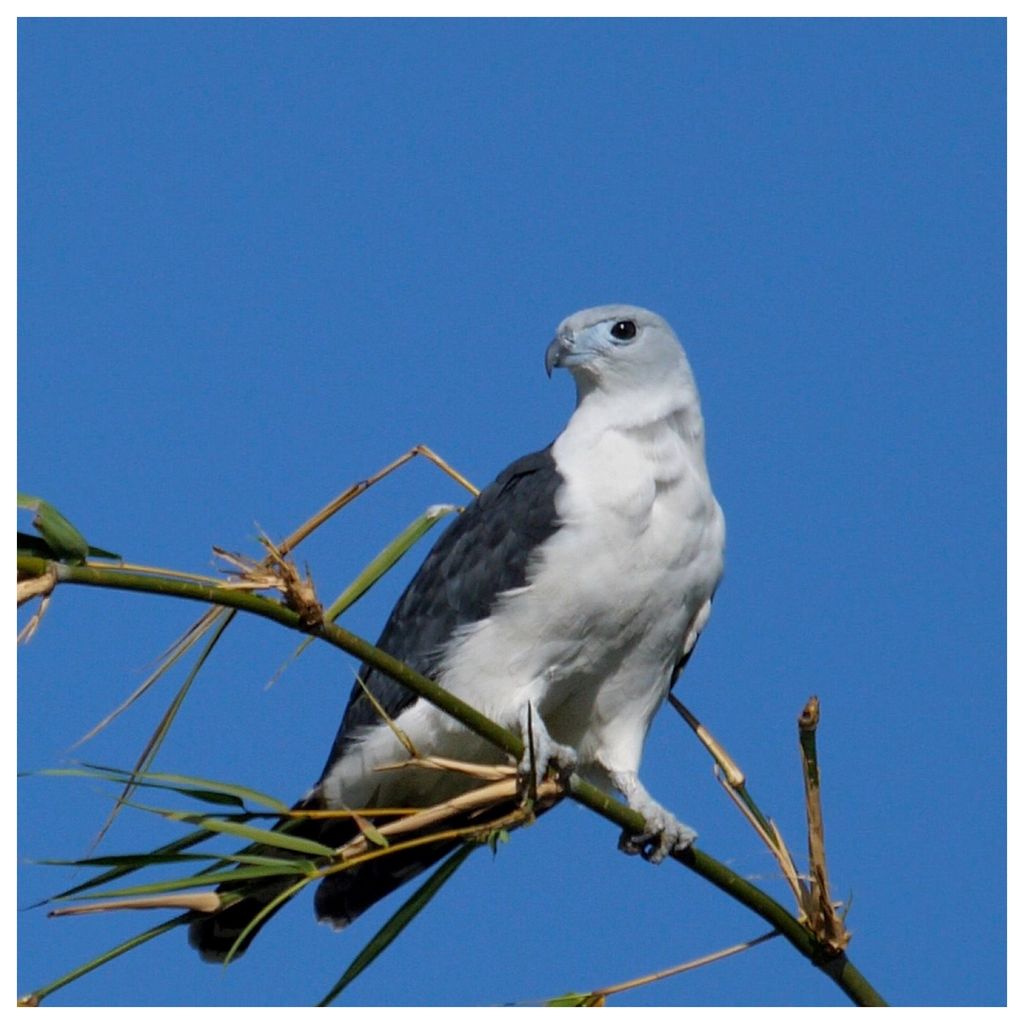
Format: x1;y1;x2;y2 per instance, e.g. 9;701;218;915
189;304;726;961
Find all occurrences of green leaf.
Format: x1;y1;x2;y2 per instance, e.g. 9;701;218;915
38;851;315;872
34;763;289;813
85;544;121;560
221;874;314;965
59;863;312;901
325;504;456;620
39;828;213;904
273;504;456;682
17;531;120;561
88;609;239;847
161;813;336;858
97;765;290;813
486;828;510;854
545;992;599;1007
351;810;390;849
39;852;226;869
24;915;187;1005
318;843;474;1006
361;823;389;848
18;493;90;564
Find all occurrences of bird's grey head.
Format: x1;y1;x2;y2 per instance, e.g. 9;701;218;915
545;305;690;396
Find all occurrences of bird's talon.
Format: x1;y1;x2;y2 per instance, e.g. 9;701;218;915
516;704;577;794
618;822;697;862
618;828;651;857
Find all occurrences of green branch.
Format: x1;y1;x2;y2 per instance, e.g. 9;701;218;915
17;553;886;1006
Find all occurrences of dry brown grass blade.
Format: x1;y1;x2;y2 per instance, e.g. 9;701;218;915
212;538;323;628
588;929;780;1002
331;773;561;865
259;535;322;627
18;562;58;642
672;693;814;920
355;675;420;758
48;893;223;917
210;547;279;589
73;606;231;749
712;766;808;915
279;806;420;821
667;692;745;786
276;444;479;558
17;563;57;607
375;756;516;781
18;590;54;643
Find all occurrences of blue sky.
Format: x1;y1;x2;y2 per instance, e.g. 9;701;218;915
17;17;1005;1007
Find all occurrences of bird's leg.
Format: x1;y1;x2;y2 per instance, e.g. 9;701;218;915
610;770;697;864
516;703;578;799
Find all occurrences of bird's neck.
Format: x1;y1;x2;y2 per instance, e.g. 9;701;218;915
568;367;707;455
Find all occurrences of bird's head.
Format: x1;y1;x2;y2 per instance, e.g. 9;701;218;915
545;305;691;398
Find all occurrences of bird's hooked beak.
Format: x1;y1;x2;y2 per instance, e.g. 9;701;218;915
545;331;573;377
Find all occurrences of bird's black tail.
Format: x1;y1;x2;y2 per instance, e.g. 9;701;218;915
187;794;341;963
188;877;300;963
188;797;459;962
312;841;457;931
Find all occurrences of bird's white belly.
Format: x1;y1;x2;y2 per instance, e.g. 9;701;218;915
439;421;724;764
321;418;724;810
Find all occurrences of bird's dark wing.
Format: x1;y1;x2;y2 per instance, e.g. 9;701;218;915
191;448;564;961
318;445;564;778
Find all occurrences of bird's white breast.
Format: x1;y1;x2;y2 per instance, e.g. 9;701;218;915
439;404;724;754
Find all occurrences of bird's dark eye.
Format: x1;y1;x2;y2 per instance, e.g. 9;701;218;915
610;320;637;341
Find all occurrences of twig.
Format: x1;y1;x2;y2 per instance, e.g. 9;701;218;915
375;756;516;781
17;561;58;643
798;697;851;953
587;929;780;1003
668;693;773;835
331;773;561;864
276;444;479;558
670;694;807;912
355;675;420;759
713;765;808;914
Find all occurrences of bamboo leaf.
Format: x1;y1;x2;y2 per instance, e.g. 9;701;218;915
38;851;316;872
93;764;290;813
324;504;456;621
160;813;335;857
90;609;238;848
74;608;232;748
222;875;314;965
350;810;389;849
318;843;474;1006
38;828;214;904
18;493;90;564
34;763;289;813
17;531;120;561
21;915;188;1005
545;992;600;1007
58;863;312;901
272;504;456;685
